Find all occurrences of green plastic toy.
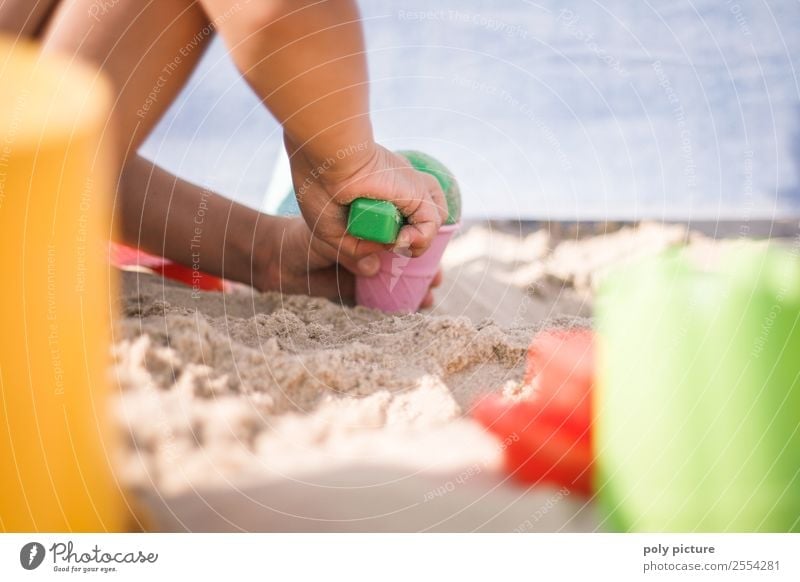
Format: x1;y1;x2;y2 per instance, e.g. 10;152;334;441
595;246;800;532
346;198;403;244
346;150;461;244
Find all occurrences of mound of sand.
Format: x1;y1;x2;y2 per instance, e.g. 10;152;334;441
112;270;559;495
112;221;750;529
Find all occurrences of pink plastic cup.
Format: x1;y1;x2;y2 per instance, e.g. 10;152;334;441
355;222;460;313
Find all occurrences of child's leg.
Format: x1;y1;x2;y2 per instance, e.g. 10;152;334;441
39;0;212;157
12;1;227;287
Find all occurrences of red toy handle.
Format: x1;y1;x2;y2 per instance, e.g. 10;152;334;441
111;243;227;292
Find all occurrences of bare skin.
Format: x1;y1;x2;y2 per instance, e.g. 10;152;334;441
0;0;444;304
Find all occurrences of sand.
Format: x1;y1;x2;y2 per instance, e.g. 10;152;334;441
112;221;745;530
112;277;539;495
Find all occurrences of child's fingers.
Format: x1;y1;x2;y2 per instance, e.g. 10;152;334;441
408;171;447;224
307;233;383;276
374;172;442;255
420;290;435;309
419;270;444;309
428;181;449;225
395;218;440;257
338;251;379;277
336;234;388;262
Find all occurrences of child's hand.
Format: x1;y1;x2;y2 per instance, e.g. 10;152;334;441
257;216;441;306
286;139;448;271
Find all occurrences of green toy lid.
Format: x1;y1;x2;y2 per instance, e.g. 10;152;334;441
346;198;402;245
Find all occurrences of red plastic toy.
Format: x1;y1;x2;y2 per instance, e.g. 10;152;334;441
111;243;227;292
474;328;594;495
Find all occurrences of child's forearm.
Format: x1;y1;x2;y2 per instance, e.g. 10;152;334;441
202;0;375;172
118;156;274;288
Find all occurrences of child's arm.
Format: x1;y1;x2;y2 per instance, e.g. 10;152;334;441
119;155;378;300
200;0;448;259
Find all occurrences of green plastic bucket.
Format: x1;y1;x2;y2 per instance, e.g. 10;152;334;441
595;246;800;532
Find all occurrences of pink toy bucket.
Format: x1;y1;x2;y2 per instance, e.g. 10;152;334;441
355;222;460;313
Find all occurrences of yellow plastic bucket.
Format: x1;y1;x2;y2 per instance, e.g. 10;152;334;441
0;38;129;531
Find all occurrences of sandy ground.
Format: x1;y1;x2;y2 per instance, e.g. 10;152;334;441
112;221;753;532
